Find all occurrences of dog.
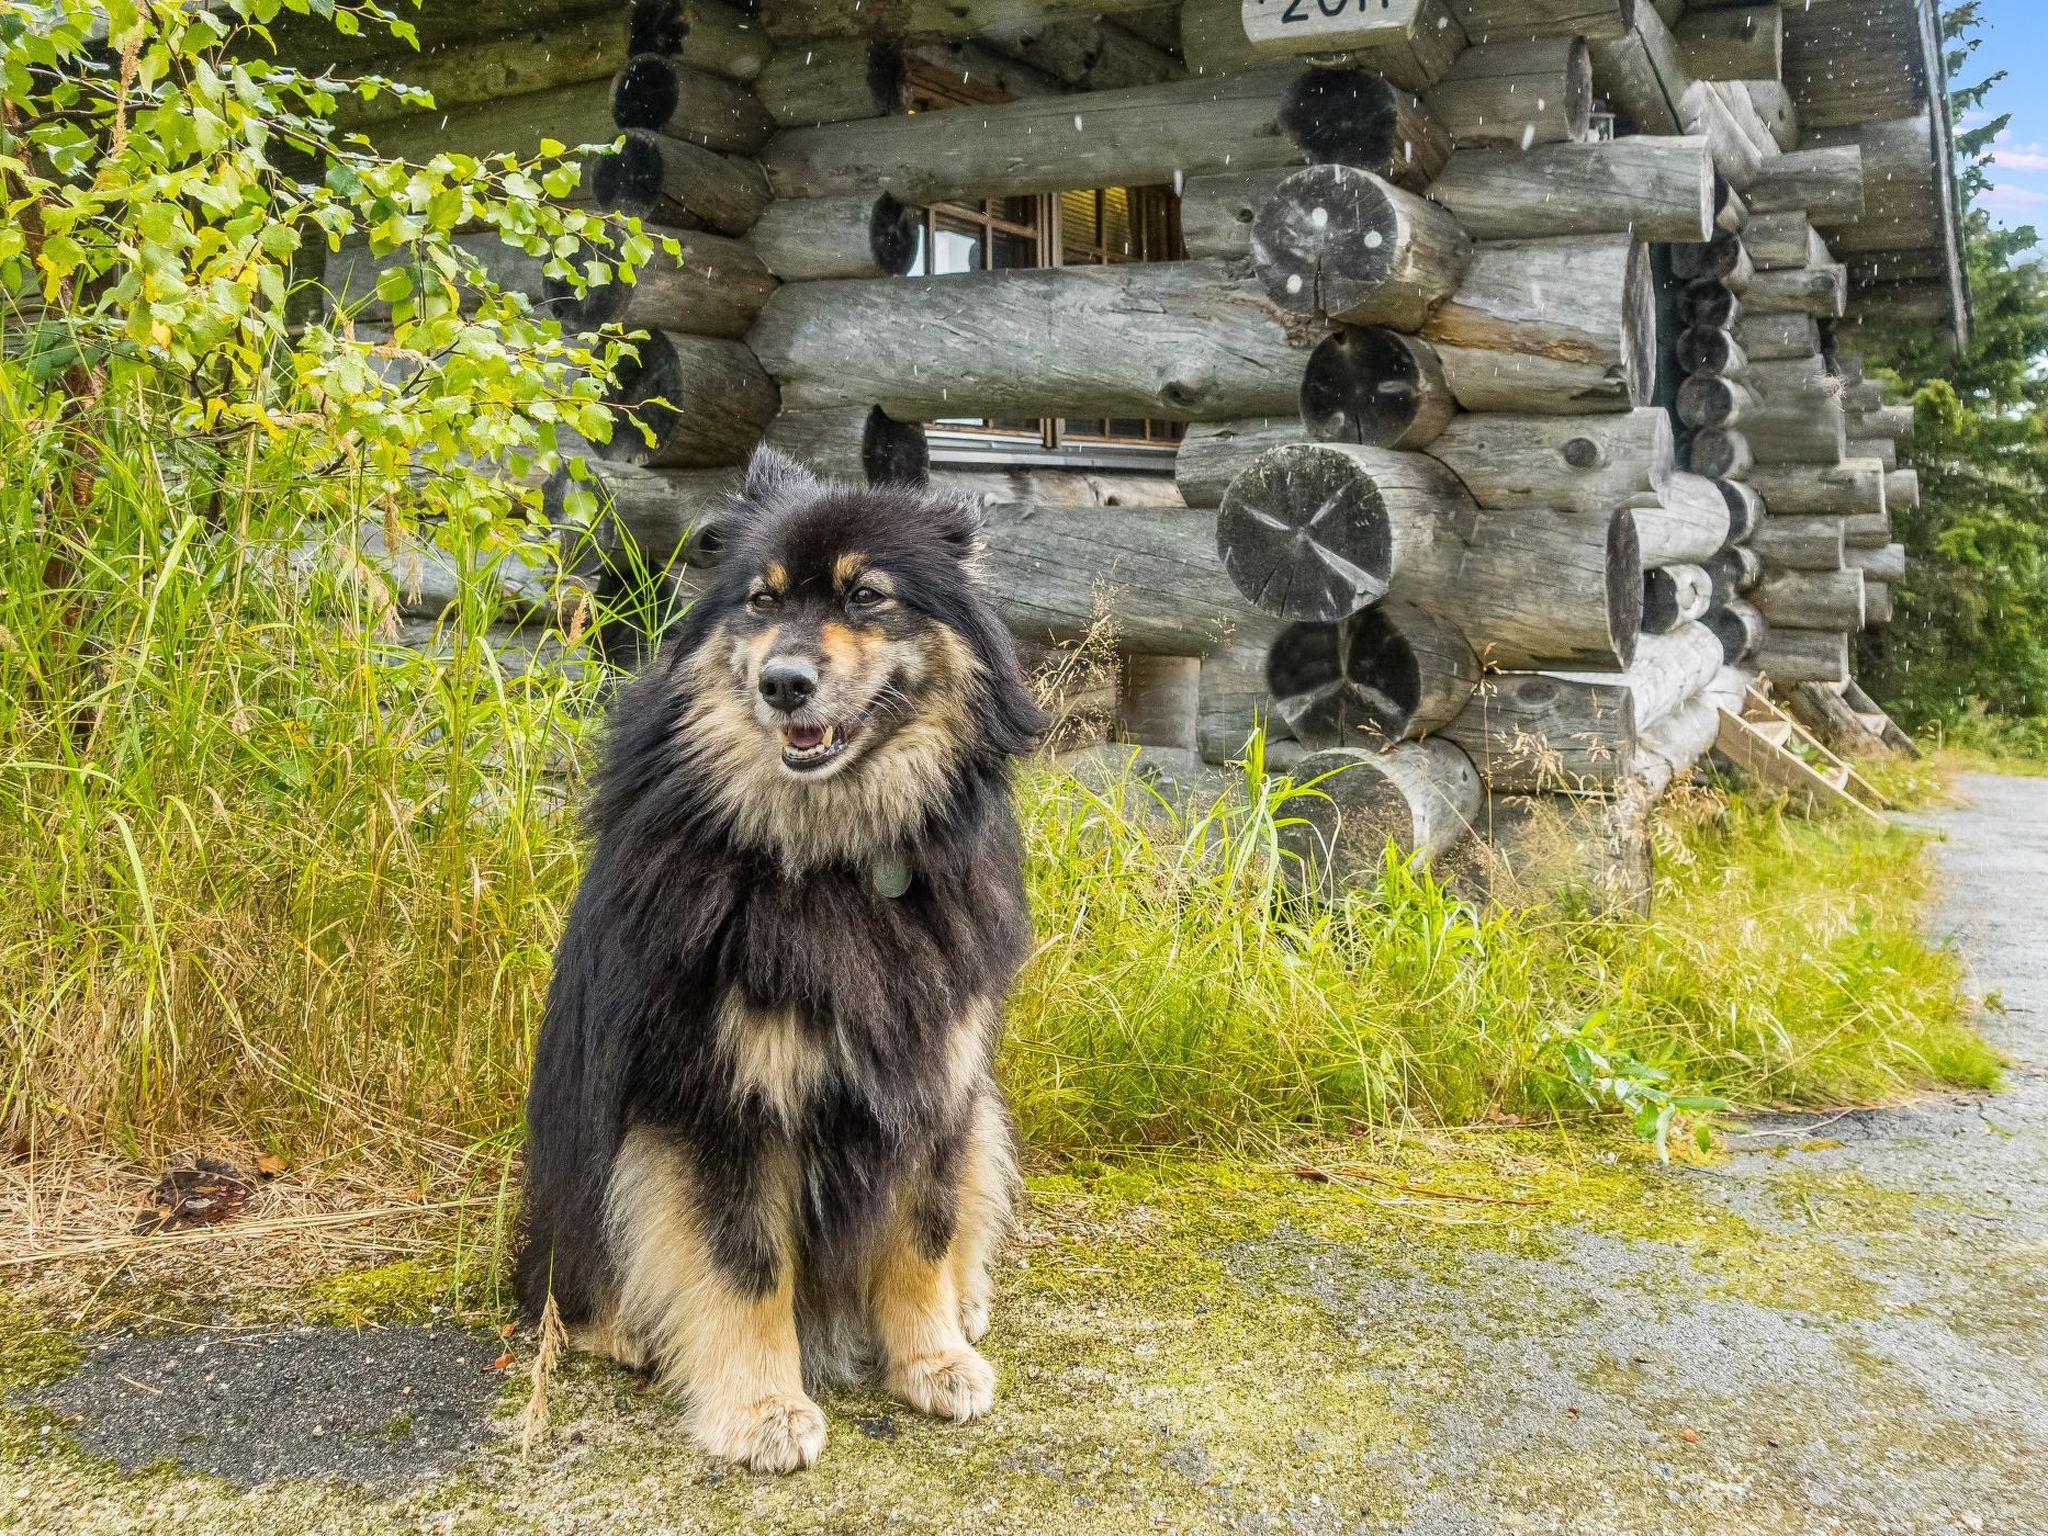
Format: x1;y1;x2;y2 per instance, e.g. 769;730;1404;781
515;446;1045;1473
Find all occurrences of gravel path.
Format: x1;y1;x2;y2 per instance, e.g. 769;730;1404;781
9;773;2046;1535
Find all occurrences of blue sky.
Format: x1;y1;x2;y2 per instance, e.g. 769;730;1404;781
1974;0;2048;229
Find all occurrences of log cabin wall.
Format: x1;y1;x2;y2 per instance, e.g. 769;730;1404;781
321;0;1964;910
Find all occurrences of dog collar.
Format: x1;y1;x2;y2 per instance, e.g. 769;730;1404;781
872;853;911;899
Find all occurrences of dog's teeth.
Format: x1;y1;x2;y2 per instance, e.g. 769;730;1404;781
821;725;835;747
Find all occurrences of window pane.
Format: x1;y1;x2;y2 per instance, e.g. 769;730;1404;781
931;227;982;275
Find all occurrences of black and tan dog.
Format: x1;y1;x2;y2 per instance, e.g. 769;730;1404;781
515;447;1044;1472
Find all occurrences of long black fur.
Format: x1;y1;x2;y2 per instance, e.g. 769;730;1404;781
515;453;1044;1330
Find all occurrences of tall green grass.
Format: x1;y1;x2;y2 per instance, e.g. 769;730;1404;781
0;400;2000;1172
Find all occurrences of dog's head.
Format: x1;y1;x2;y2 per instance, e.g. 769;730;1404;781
667;447;1044;860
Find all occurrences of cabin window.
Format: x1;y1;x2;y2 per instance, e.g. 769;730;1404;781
904;64;1185;461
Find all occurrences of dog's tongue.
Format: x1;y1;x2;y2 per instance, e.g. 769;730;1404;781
786;724;826;751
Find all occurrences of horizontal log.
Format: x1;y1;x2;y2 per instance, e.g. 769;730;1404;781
1117;658;1201;756
1741;356;1847;466
589;128;772;234
1301;328;1459;450
1266;601;1480;747
1705;598;1764;664
1864;438;1899;471
1426;407;1673;514
1424;135;1714;242
323;234;548;321
1425;36;1593;150
762;0;1195;42
632;0;772;82
750;260;1317;422
1745;459;1887;516
1848;543;1908;583
753;38;911;128
1283;739;1483;892
1177;0;1467;91
1743;145;1866;224
1179;169;1292;259
1437;623;1724;793
1753;627;1849;687
1733;311;1820;360
1742;264;1847;319
546;228;776;338
1252;166;1472;329
1675;325;1747;377
1865;580;1894;627
1685;427;1752;481
1749;514;1846;572
746;193;922;280
1216;443;1475;623
1630;471;1731;565
598;330;779;468
1677;277;1740;331
370;79;619;164
1443;1;1633;43
986;18;1185;90
901;37;1067;99
1703;544;1762;604
1420;233;1656;413
543;460;736;570
758;66;1449;203
1199;621;1290;765
333;10;631;129
1844;511;1893;551
762;407;929;485
1642;563;1712;634
1678;79;1762;190
1676;373;1756;431
1753;568;1865;631
1718;478;1763;545
612;57;775;152
1177;418;1303;508
1848;403;1914;441
1741;211;1824;272
1883;469;1920;512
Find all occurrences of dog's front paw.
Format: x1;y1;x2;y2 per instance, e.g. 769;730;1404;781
960;1294;991;1344
888;1345;995;1423
695;1391;827;1473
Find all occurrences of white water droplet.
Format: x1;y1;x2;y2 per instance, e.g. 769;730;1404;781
1286;274;1303;295
1363;230;1382;249
1310;206;1328;230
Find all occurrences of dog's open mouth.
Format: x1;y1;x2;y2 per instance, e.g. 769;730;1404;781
780;720;861;773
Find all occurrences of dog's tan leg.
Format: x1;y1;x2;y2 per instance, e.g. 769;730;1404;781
871;1203;996;1424
948;1091;1016;1345
607;1130;825;1473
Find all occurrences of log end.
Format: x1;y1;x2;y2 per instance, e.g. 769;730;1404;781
862;408;929;485
1267;609;1423;749
869;193;922;278
1252;165;1406;320
1279;68;1399;170
612;53;680;133
1300;327;1450;449
1215;443;1395;623
1606;507;1646;671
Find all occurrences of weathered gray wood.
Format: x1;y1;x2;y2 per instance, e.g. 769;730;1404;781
1749;514;1846;571
1743;263;1848;318
763;407;929;484
612;56;775;152
750;260;1317;422
1741;211;1823;271
757;66;1448;204
324;234;548;321
762;0;1194;42
1426;37;1593;149
1176;418;1305;508
985;18;1184;90
750;39;911;128
1742;356;1848;465
1444;0;1633;42
1848;403;1914;441
1198;620;1291;764
1718;477;1763;544
1676;373;1756;431
1754;568;1866;630
1884;469;1920;512
1179;169;1293;259
1266;601;1480;748
1742;145;1865;223
598;330;778;468
1251;166;1472;330
334;10;630;128
746;193;922;281
1283;740;1483;891
900;37;1068;99
369;79;619;164
1421;233;1655;414
1630;471;1732;566
1586;2;1688;137
1844;510;1893;550
1675;325;1747;377
1865;580;1894;627
1745;459;1887;515
1426;407;1673;514
1710;548;1766;602
1678;79;1762;190
548;228;776;338
1848;542;1908;583
1642;563;1712;633
1233;0;1429;58
1118;655;1202;754
1705;597;1764;664
1670;228;1752;287
1177;0;1467;91
1686;427;1752;481
631;0;772;83
1863;437;1900;471
1215;444;1474;623
1678;278;1741;330
1424;134;1713;242
543;459;741;569
1674;4;1781;82
1733;311;1819;360
1753;627;1849;686
590;128;772;234
1300;328;1459;450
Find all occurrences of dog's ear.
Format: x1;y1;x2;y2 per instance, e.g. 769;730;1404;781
929;489;987;565
738;443;824;516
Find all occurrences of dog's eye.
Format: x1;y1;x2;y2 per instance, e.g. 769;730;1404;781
848;585;887;608
748;591;779;612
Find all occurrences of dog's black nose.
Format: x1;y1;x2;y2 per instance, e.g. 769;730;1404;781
759;658;819;713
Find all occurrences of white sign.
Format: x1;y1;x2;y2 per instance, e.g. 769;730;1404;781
1239;0;1426;54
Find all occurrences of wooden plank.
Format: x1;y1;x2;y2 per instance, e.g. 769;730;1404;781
1240;0;1427;56
1713;709;1883;822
